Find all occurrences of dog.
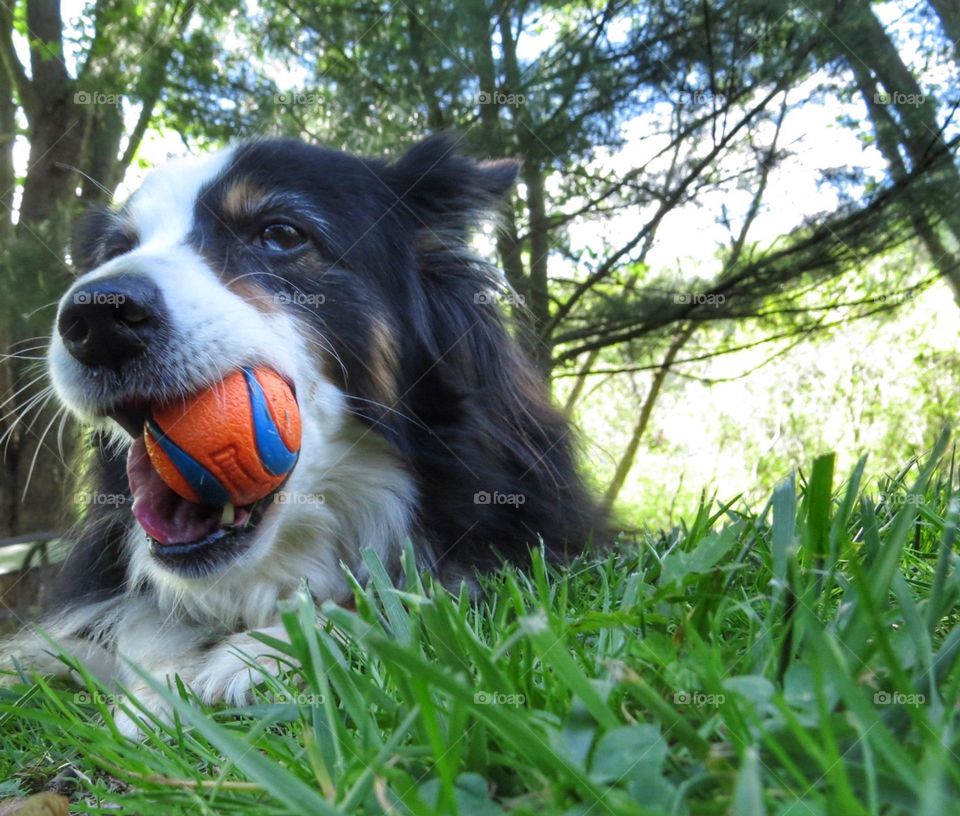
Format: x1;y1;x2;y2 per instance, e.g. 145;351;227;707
8;134;604;734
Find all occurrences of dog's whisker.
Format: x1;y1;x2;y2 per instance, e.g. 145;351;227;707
300;326;349;383
24;299;61;319
0;374;51;414
53;162;115;200
9;335;51;348
0;342;51;359
344;395;427;431
0;386;55;440
56;403;71;461
1;389;55;459
22;402;70;501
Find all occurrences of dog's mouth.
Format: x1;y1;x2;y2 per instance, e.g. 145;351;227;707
113;405;279;577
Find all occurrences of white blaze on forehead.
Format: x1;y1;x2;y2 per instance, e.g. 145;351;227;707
127;146;237;246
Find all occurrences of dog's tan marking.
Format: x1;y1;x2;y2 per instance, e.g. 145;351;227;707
221;179;266;221
227;278;282;314
369;318;399;405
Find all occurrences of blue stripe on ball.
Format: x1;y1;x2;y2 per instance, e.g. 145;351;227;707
145;419;230;506
243;367;299;477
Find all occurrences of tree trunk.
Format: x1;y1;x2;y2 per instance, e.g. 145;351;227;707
927;0;960;61
602;325;695;510
82;1;197;204
78;101;125;206
563;349;601;416
0;320;19;536
850;60;960;299
497;6;553;376
18;0;87;228
0;46;15;233
407;7;444;130
521;163;553;375
831;0;960;249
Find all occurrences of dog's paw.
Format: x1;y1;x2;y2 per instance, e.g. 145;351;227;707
112;627;290;739
188;633;287;706
1;632;118;685
112;686;170;740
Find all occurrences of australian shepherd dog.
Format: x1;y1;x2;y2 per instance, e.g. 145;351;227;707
7;134;603;734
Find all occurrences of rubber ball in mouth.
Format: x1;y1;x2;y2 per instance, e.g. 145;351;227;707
143;367;301;508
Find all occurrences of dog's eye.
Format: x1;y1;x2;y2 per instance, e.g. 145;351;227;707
101;234;135;263
256;223;307;252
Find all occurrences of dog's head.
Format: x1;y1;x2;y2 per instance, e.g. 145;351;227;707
49;135;519;597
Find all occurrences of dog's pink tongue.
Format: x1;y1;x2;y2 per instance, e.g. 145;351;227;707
127;437;221;545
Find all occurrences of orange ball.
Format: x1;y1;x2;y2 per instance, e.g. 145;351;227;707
144;367;301;507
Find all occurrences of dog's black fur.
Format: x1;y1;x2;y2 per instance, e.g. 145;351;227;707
50;134;605;614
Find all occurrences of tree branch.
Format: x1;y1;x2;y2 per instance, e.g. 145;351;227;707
553;297;915;377
543;81;793;338
0;1;31;105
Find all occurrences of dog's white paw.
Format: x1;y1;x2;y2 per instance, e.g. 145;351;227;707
112;628;290;739
188;634;287;706
112;686;169;740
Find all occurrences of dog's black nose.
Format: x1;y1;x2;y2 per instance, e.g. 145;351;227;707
58;275;167;369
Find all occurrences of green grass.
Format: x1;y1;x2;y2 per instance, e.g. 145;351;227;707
2;435;960;815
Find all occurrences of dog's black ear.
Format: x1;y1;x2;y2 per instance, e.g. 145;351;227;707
389;133;519;231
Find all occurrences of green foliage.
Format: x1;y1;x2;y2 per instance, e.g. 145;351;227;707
3;444;960;814
576;267;960;527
